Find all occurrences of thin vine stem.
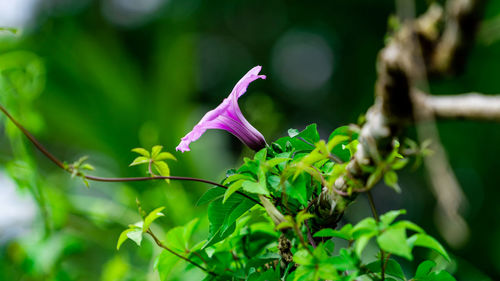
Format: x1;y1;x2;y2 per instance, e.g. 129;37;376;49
0;104;261;206
367;191;386;281
146;229;216;276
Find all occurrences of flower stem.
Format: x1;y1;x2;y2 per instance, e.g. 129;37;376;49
0;104;261;206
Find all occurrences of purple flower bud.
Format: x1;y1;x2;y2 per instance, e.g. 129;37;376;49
176;66;267;152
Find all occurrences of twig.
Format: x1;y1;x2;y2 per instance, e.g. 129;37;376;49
0;104;262;206
146;229;216;276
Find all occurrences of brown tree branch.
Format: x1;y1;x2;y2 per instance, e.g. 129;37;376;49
315;0;488;244
418;92;500;121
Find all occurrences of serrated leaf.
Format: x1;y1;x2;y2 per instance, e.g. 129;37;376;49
407;233;450;261
130;156;149;166
143;207;165;232
377;227;412;260
151;145;163;158
153;161;170;183
132;148;150;157
155;152;176;161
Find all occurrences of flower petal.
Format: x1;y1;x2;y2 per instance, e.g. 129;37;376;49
176;66;267;152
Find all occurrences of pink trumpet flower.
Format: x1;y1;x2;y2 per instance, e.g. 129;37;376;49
176;66;267;152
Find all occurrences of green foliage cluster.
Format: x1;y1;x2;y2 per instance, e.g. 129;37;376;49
118;125;454;281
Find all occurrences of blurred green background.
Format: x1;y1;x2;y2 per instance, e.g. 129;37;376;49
0;0;499;280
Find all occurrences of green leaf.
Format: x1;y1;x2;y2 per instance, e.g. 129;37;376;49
222;173;254;185
254;148;267;162
313;228;337;237
155;250;182;281
296;124;320;144
266;157;291;168
407;233;450;261
366;166;383;188
355;232;376;257
285;174;308;206
223;179;246;203
384;170;401;193
117;229;135;250
0;27;19;34
81;163;95;171
377;227;412;260
276;221;294;230
352;217;377;238
242;180;269;196
196;188;225;206
155;152;176;161
126;228;143;247
329;126;359;162
414;260;456;281
296;210;314;226
380;209;406;226
204;194;256;248
132;148;150;157
182;218;199;246
326;135;350;152
415;260;436;278
314;224;353;240
288;128;300;138
392;220;424;233
293;249;313;265
365;259;405;280
151;145;163;158
392;158;408;170
129;156;149;166
143;207;165;232
153;161;170;182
